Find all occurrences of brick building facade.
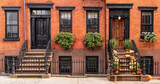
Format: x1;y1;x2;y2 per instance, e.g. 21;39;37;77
0;0;159;76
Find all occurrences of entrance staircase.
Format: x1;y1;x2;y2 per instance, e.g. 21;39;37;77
107;40;148;81
10;40;53;78
16;49;52;74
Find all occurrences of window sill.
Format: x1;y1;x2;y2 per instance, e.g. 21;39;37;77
3;38;20;41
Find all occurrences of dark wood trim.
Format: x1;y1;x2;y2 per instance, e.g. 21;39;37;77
83;7;103;11
2;6;21;10
56;6;75;10
138;7;158;11
27;3;54;8
107;3;133;9
3;38;20;41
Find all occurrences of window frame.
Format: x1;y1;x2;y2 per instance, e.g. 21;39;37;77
59;10;72;32
4;10;19;41
141;10;154;34
86;11;99;33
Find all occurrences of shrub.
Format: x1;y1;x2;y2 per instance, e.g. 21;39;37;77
54;32;75;49
124;39;133;49
109;39;117;49
83;32;103;48
141;33;157;42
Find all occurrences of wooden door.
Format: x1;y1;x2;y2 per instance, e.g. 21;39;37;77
35;18;49;49
112;19;124;48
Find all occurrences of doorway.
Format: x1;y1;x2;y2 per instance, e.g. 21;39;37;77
112;19;125;48
30;9;51;49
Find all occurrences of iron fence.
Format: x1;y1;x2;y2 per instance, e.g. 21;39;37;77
51;60;107;75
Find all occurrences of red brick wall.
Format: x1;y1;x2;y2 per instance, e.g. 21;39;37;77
106;0;160;51
26;0;105;50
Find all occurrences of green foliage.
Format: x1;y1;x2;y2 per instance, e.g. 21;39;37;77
109;39;117;49
141;33;157;42
113;62;119;68
83;32;103;48
124;39;133;49
54;32;75;49
133;62;140;67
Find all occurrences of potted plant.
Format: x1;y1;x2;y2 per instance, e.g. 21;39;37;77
54;32;75;49
124;39;133;52
83;32;103;49
109;39;117;51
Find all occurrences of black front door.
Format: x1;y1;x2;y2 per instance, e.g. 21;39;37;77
35;18;49;49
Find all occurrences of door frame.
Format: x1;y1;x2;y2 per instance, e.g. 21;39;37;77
30;11;51;49
109;9;130;40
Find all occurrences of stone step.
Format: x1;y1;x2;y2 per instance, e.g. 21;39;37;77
26;52;45;55
16;68;46;71
22;59;51;63
19;63;50;67
28;49;46;52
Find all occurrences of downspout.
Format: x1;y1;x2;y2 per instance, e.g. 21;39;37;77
24;0;26;40
105;0;107;71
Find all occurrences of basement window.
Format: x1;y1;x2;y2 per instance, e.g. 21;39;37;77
59;56;72;74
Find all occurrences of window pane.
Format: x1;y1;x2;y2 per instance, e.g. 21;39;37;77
7;26;18;38
32;10;50;15
87;12;99;33
141;11;153;33
7;12;17;25
60;11;72;32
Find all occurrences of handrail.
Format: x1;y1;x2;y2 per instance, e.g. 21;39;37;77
44;40;51;74
108;40;113;75
131;40;142;62
131;40;145;75
13;40;28;74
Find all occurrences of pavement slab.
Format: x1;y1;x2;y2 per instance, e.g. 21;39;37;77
0;76;159;84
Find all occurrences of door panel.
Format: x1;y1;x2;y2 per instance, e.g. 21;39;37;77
35;18;49;49
112;19;124;48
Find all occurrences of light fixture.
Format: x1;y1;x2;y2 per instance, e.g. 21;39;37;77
118;16;121;20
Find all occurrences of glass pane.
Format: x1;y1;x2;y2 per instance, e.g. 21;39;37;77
7;26;18;38
37;10;41;15
7;12;18;25
32;10;36;15
142;12;152;24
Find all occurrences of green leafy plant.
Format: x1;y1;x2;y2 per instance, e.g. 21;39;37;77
140;33;157;42
124;39;133;49
83;32;103;48
133;62;140;67
113;61;119;68
109;39;117;49
54;32;75;49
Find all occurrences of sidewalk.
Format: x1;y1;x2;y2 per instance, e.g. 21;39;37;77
0;76;159;84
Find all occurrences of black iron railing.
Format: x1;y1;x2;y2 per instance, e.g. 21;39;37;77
131;40;146;75
12;40;28;74
44;40;51;74
52;60;106;75
108;40;114;75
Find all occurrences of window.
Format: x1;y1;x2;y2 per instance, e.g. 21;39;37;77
141;56;153;75
87;11;99;33
86;56;98;74
5;56;18;73
31;9;50;15
5;11;19;39
141;11;153;33
60;11;72;32
59;56;72;74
